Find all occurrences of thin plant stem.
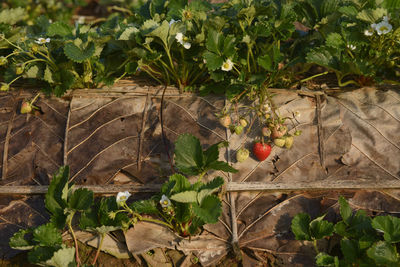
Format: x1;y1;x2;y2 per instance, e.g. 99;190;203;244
67;214;81;267
300;71;329;83
92;233;105;265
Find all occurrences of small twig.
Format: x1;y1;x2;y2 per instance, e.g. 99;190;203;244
91;233;105;265
2;95;18;180
224;98;241;262
160;84;175;173
315;95;326;173
63;100;72;166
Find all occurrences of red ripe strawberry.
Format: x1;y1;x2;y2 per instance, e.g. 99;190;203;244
252;142;271;161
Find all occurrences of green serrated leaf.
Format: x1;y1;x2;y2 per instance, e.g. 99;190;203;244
204;143;223;166
357;8;386;23
170;191;198;203
341;238;359;262
174;134;204;175
47;22;73;37
192;195;221;224
0;8;26;25
367;241;399;265
28;246;58;264
25;65;40;79
315;252;338;267
130;199;158;214
197;177;224;204
372;216;400;243
33;223;62;247
79;208;98;230
44;65;54;84
325;33;344;49
291;213;311;241
207;161;238;173
147;20;170;47
339;196;352;224
223;35;236;58
68;188;93;211
64;42;95;63
45;247;75;267
119;27;139;40
203;52;224;71
9;229;34;250
206;30;223;55
258;54;273;71
310;215;334;240
169;173;191;193
45;166;69;227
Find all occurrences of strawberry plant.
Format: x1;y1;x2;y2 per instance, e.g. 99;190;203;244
9;133;237;264
291;196;400;267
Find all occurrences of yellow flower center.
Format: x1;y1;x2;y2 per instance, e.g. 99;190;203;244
223;63;230;69
163;200;169;205
120;196;126;201
379;26;388;32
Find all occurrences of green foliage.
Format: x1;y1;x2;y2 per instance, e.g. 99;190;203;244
174;133;237;176
292;196;400;266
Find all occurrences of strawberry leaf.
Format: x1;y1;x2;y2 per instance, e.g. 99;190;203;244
315;252;339;267
68;188;93;211
9;229;34;250
33;223;62;247
192;195;221;224
47;22;72;37
170;191;198;203
291;213;312;241
45;247;75;267
310;215;334;240
339;196;352;224
174;134;204;175
367;241;399;265
371;216;400;243
63;42;95;63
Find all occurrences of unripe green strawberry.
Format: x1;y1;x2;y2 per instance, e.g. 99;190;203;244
285;136;294;149
0;57;7;66
239;118;248;127
0;83;9;91
274;138;285;147
20;102;32;114
234;125;244;135
236;148;249;162
31;44;39;53
294;130;302;136
16;66;24;75
219;115;231;128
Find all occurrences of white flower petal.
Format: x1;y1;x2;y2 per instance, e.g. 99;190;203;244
376;21;392;35
116;191;131;204
160;195;171;208
364;29;374;36
221;59;233;72
183;42;191;49
175;32;183;42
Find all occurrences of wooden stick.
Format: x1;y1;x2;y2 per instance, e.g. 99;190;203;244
2;180;400;195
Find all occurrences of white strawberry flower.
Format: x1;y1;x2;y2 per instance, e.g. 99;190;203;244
160;195;171;208
375;21;392;35
347;44;356;50
35;37;50;44
116;191;131;205
383;15;389;22
169;19;180;26
221;59;233;71
175;32;191;49
364;28;374;36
